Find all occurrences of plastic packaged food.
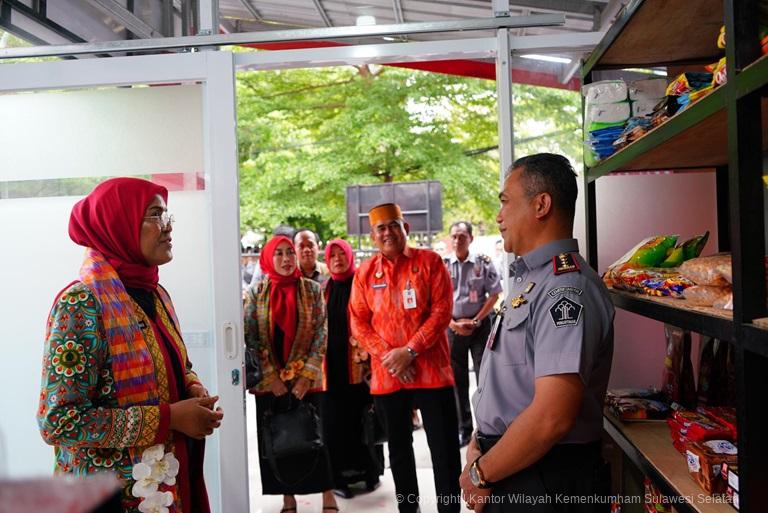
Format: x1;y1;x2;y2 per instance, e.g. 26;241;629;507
665;72;714;96
587;102;631;125
629;78;668;101
607;387;670;421
713;292;733;310
697;337;737;407
673;410;733;442
710;57;727;87
681;231;710;260
662;326;696;407
631;98;660;118
610;398;670;420
685;440;737;494
582;80;628;104
679;254;732;286
629;235;679;266
658;247;684;268
682;285;732;306
640;276;693;297
699;407;737;440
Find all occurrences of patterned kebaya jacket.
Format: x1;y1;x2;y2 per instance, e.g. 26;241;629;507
37;281;203;512
244;276;327;393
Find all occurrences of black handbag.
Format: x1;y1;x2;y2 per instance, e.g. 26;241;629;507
262;394;324;459
244;348;262;389
361;403;386;476
361;403;387;446
260;394;324;486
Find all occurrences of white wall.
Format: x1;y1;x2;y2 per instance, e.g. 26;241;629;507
0;85;219;482
574;171;718;389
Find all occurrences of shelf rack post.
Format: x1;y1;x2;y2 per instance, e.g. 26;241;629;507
725;1;768;511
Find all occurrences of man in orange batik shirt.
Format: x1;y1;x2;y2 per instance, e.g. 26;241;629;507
350;203;461;513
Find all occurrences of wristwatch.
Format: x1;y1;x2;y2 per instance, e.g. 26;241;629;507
472;318;480;327
406;346;418;359
469;456;492;489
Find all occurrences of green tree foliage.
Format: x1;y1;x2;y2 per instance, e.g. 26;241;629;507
0;29;59;64
237;60;581;241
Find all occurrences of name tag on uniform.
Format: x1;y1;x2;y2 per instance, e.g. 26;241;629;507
372;283;387;289
403;288;417;309
485;313;502;350
469;289;479;303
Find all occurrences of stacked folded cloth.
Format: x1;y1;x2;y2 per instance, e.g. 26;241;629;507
582;80;630;165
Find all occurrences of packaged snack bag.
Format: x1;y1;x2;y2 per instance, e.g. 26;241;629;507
629;235;679;267
683;285;732;306
662;326;696;408
679;254;732;286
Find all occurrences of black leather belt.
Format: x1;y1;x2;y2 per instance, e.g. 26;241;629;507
476;431;601;458
475;432;501;453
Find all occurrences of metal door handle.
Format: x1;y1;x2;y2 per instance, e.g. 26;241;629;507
222;321;237;359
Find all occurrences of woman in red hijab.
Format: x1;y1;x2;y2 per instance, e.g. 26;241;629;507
320;240;384;499
37;177;223;513
245;235;337;513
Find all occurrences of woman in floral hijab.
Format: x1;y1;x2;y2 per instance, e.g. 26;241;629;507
245;235;337;512
38;177;223;513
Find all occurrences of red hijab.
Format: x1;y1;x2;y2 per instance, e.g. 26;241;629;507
260;236;301;362
324;239;356;282
69;177;168;291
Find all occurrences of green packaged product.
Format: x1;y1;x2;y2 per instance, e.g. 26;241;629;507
629;235;679;267
659;246;685;268
681;231;710;260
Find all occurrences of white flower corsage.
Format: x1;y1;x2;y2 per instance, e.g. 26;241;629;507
131;444;179;512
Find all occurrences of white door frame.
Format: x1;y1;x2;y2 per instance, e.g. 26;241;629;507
0;25;600;508
0;51;247;513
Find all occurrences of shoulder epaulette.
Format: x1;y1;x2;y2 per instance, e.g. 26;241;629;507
553;252;580;275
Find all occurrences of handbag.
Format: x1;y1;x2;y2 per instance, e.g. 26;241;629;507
261;394;324;459
361;403;386;475
361;402;387;446
244;347;262;389
260;394;324;486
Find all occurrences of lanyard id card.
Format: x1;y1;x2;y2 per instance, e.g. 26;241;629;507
403;280;417;309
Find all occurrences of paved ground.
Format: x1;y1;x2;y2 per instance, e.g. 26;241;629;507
247;380;476;513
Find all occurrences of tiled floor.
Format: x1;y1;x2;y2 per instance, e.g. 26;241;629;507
246;396;472;513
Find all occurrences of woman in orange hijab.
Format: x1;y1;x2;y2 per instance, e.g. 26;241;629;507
245;235;337;512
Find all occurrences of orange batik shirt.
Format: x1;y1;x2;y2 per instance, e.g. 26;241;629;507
349;246;455;395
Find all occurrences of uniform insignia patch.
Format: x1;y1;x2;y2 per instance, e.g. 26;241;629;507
549;297;582;328
375;271;383;279
547;286;583;299
553;253;580;275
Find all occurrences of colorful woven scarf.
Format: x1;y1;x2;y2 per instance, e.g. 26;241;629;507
79;249;159;407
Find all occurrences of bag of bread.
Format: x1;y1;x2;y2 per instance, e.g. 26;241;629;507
679;254;732;286
683;285;732;306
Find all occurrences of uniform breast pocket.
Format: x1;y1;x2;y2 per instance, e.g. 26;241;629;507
500;307;528;365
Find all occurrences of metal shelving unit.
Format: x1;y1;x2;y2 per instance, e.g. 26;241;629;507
582;1;768;511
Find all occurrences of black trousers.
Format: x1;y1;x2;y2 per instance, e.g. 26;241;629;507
478;437;610;513
375;387;462;513
447;317;490;434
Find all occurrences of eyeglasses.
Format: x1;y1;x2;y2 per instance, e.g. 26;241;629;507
143;212;175;229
